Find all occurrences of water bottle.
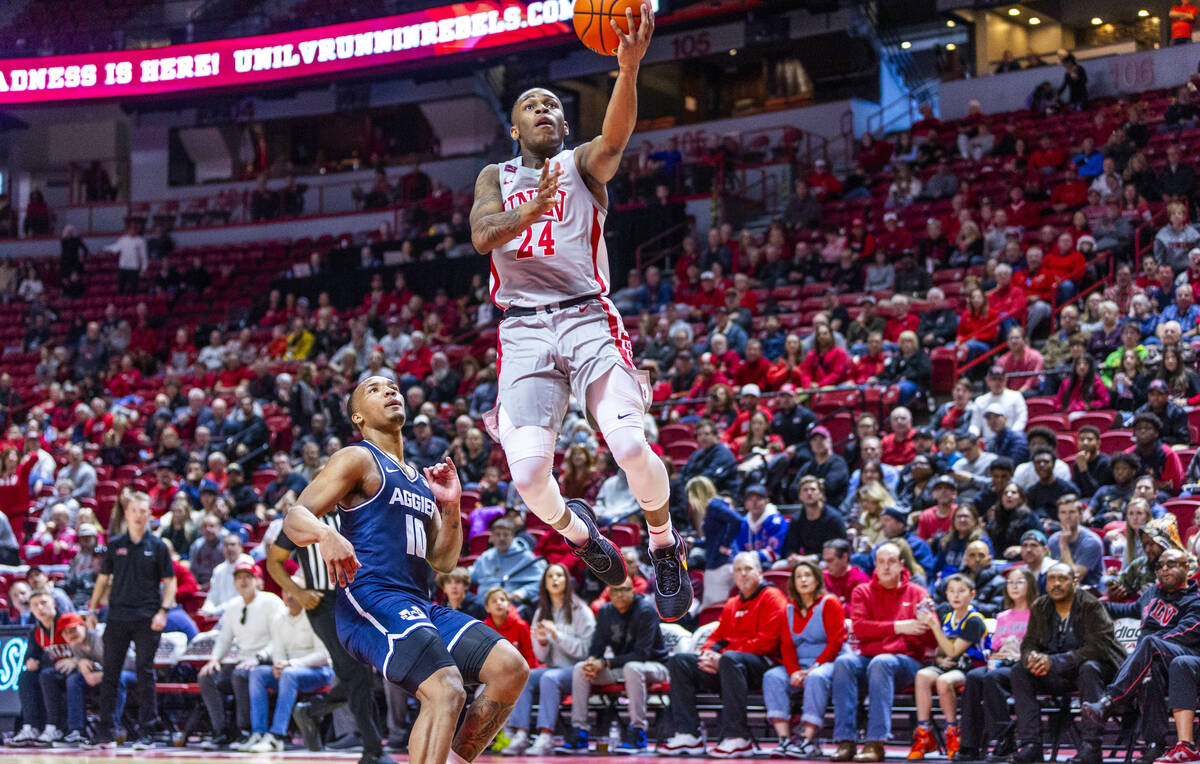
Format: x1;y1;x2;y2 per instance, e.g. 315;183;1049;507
608;721;621;754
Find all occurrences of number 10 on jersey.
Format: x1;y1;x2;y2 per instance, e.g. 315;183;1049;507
517;221;556;259
405;514;427;557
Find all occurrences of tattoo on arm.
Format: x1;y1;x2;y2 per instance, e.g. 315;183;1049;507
452;695;516;760
470;165;530;254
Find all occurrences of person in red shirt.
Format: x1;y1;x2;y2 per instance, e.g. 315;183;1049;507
822;539;871;604
805;158;843;201
799;325;852;389
483;587;538;669
1050;164;1089;212
214;351;250;395
910;103;942;139
847;218;877;260
766;334;805;390
852;332;888;384
988;263;1029;332
707;336;742;379
395;331;433;385
877;212;914;257
1029;134;1066;174
106;354;143;398
183;361;216;392
830;545;937;762
733;338;772;390
915;475;958;540
1004;186;1040;230
997;326;1044;393
360;272;390;317
84;397;114;444
690;271;726;310
1021;246;1059;304
660;553;786;756
1172;2;1198;43
957;286;997;361
884;295;921;344
722;385;774;444
148;461;179;516
880;406;916;466
1044;232;1087;300
205;452;230;492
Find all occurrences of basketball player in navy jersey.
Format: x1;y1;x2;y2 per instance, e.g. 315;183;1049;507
282;377;529;764
468;3;692;621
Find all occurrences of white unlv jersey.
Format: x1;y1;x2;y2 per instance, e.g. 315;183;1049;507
489;147;610;310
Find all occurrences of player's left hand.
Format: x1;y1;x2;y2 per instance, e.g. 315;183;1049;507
423;456;462;506
613;1;654;69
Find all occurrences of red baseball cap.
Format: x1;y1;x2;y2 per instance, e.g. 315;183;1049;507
233;560;257;576
56;612;84;635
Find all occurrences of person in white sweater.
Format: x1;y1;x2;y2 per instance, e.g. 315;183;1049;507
199;534;253;617
970;367;1029;443
198;561;285;750
502;564;596;756
245;588;333;753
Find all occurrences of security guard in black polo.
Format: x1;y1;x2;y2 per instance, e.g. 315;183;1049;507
87;490;176;748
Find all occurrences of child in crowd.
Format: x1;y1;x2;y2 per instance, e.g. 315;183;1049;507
907;575;988;759
483;587;538;669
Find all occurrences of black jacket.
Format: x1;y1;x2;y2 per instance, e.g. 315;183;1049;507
1021;589;1125;675
917;309;958;347
681;442;740;494
1107;580;1200;647
588;594;668;669
1137;400;1190;446
877;350;931;388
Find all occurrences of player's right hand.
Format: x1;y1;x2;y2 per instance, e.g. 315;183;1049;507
321;531;361;587
528;161;562;216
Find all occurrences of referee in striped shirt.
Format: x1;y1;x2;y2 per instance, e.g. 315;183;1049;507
266;513;389;764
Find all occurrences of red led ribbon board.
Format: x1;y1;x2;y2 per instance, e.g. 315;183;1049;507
0;1;584;104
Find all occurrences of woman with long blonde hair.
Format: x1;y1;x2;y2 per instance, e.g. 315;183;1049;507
687;476;743;608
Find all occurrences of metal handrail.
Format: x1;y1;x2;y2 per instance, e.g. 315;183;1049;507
634;222;692;271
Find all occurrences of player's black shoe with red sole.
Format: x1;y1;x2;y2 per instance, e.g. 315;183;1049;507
564;499;628;587
649;529;693;622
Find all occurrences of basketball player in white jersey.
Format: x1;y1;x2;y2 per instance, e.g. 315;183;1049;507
468;3;691;621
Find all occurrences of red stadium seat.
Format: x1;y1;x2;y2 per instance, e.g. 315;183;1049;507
1099;430;1133;455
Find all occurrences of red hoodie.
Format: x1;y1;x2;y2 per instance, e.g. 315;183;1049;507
849;568;936;659
486;609;539;668
702;583;787;659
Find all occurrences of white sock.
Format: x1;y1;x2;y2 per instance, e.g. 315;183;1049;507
507;455;589;545
559;507;590;546
647;520;674;549
446;749;470;764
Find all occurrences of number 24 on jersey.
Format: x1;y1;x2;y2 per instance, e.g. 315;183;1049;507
517;221;556;259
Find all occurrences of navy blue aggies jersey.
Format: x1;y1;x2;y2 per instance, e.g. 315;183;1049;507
336;439;438;599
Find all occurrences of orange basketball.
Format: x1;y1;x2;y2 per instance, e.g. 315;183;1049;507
573;0;645;56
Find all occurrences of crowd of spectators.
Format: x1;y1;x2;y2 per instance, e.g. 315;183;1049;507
12;63;1200;761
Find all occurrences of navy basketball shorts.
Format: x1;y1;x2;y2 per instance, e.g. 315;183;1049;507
335;585;502;693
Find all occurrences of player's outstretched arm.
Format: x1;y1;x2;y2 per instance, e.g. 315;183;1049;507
423;456;464;573
576;2;655;185
284;447;370;586
470;163;561;254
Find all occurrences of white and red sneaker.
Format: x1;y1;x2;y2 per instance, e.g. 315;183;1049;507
1155;742;1200;764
